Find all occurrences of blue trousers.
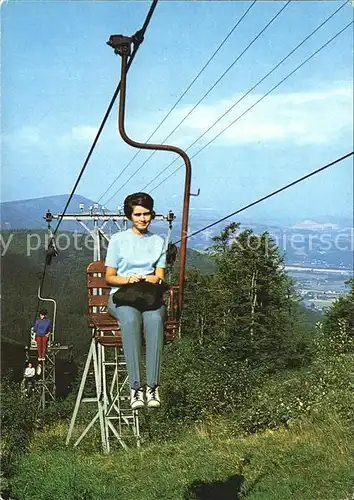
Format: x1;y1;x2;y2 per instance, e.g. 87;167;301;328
108;295;165;390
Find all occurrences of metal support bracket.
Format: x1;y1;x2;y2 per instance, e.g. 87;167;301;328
190;189;200;197
111;44;193;316
44;209;53;224
107;35;133;56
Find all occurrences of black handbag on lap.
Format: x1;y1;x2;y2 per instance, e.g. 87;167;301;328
112;281;169;312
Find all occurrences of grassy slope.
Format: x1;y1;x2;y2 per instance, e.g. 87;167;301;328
12;415;354;500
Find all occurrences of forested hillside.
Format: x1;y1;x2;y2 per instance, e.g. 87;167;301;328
1;230;214;372
2;231;91;356
2;225;353;500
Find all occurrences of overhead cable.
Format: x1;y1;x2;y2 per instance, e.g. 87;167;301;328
51;0;159;237
105;0;291;205
98;0;257;205
148;19;353;192
173;151;354;245
34;0;159;315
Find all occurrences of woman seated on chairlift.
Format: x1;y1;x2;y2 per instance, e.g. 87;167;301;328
105;192;166;410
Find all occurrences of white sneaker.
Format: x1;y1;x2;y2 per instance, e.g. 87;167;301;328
146;386;161;408
130;388;144;410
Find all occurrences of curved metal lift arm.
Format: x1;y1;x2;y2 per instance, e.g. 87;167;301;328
37;282;57;341
108;35;192;316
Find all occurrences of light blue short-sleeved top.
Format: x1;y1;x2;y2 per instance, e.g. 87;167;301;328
105;229;166;294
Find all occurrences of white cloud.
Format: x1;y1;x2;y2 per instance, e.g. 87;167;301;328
140;83;353;147
71;125;97;142
3;126;40;147
4;83;352;153
3;124;97;151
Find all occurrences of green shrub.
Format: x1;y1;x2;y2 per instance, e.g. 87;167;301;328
1;381;38;486
150;324;354;440
232;334;354;434
147;337;266;439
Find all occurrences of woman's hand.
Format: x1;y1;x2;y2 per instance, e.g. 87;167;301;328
106;267;145;286
144;275;159;284
128;274;145;283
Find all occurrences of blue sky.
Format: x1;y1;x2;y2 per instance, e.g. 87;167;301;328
2;0;353;224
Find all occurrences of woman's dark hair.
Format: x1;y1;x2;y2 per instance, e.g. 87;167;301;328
123;192;155;220
39;308;48;315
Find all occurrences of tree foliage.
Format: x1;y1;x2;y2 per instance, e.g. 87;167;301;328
4;225;353;499
182;223;303;371
321;277;354;354
322;278;354;335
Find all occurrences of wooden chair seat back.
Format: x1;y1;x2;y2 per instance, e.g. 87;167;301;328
86;261;178;346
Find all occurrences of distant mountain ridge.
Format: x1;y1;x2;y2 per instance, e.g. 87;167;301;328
1;195;352;231
291;220;340;230
0;194;99;230
291;217;353;230
1;196;352;267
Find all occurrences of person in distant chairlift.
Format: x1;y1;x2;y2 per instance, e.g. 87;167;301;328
105;192;167;411
33;308;52;362
23;362;35;392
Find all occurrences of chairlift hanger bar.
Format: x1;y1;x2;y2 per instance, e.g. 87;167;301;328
44;211;175;222
33;2;159;326
107;34;193;316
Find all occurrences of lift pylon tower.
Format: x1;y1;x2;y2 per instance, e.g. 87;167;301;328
28;281;71;410
66;260;143;452
48;205;171;261
26;342;71;410
59;207;175;451
66;337;140;452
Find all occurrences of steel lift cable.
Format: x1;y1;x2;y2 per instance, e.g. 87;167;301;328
144;4;350;192
148;19;353;192
173;151;354;245
98;1;257;205
33;0;159;317
104;0;291;206
31;222;56;332
51;0;159;239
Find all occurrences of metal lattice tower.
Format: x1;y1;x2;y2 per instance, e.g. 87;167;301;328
66;339;140;451
58;207;141;450
51;206;175;451
25;340;71;410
